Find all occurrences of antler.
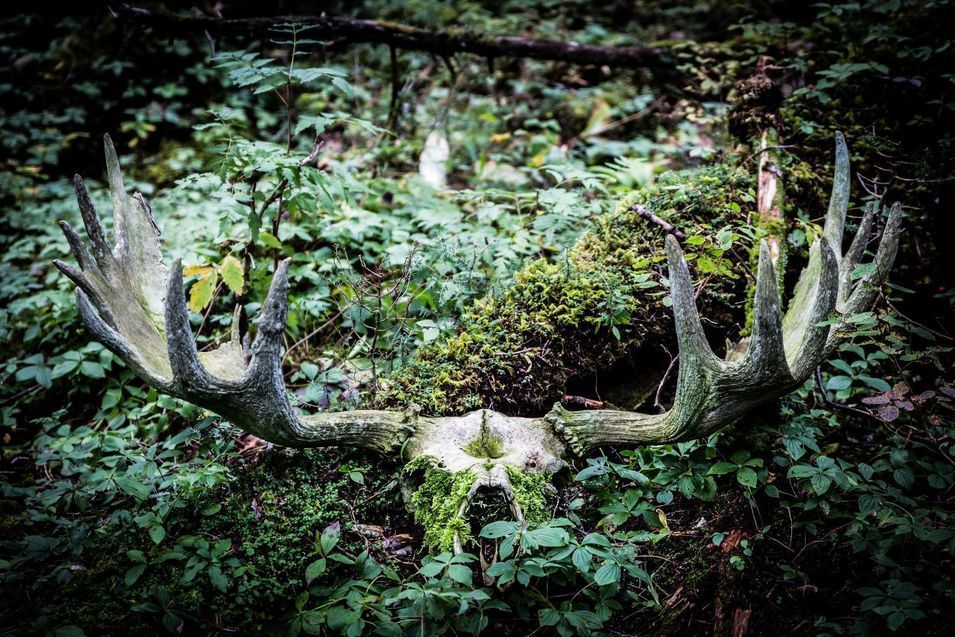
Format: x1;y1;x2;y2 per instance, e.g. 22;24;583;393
549;132;902;453
54;135;415;452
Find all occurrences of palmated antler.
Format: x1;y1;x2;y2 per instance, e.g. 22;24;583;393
549;132;901;453
54;135;415;452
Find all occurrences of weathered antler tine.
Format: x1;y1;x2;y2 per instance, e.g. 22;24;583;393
58;220;98;275
822;131;850;262
165;259;227;390
73;174;114;273
245;259;292;384
664;234;720;368
251;259;291;357
104;134;131;258
740;239;787;376
52;258;120;330
838;202;877;308
788;238;839;380
841;202;902;316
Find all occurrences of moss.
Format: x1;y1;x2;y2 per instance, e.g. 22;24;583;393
407;459;477;551
463;427;505;459
385;162;756;415
505;466;552;524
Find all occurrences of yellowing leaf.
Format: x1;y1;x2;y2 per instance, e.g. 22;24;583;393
219;254;244;295
188;270;217;313
655;507;670;532
183;264;215;278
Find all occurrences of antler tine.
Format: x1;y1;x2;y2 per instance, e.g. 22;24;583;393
73;174;115;274
788;238;840;380
164;260;231;391
737;239;788;378
838;202;877;309
664;235;721;371
826;201;902;351
75;288;173;391
822;131;851;262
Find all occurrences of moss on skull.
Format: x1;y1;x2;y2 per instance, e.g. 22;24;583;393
385;162;756;415
505;466;552;524
407;458;478;551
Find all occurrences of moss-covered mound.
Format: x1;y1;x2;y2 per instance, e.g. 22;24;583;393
385;162;757;415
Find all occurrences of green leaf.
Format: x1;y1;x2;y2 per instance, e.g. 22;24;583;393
148;524;166;545
708;461;738;475
858;375;891;392
736;467;758;489
124;563;147;586
80;360;106;379
418;561;444;578
525;527;569;548
259;231;283;249
593;562;621;586
219;254;244;295
208;565;228;592
305;558;326;583
826;375;853;391
787;465;816;479
115;476;150;501
858;494;881;514
447;564;473;586
810;473;832;495
480;521;518;539
893;467;914;489
572;548;593;573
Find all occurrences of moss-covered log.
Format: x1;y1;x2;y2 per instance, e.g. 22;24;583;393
385;162;757;414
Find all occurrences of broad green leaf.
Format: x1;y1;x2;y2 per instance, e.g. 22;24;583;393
593;562;621;586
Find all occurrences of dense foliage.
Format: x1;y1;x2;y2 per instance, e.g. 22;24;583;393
1;1;952;635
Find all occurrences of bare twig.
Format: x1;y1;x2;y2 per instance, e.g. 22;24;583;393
632;204;685;240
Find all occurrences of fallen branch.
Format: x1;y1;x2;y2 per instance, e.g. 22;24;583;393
632;204;686;240
112;5;664;68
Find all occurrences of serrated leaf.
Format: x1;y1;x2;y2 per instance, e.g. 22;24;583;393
219;255;244;295
183;264;215;277
188;270;218;313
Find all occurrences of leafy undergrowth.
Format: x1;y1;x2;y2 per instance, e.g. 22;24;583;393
2;1;953;636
